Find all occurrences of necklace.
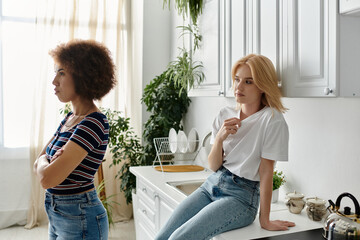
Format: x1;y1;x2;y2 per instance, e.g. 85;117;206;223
63;105;94;128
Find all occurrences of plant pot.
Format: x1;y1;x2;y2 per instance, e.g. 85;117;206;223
272;189;279;203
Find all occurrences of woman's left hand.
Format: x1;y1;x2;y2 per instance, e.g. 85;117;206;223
260;219;295;231
51;148;64;162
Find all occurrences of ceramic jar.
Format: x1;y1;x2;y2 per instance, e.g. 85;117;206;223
285;191;306;214
306;197;327;221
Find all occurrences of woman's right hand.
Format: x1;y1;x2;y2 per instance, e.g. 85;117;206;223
208;117;241;171
216;117;241;142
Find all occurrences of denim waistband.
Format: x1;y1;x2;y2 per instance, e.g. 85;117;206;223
218;166;260;185
45;189;98;204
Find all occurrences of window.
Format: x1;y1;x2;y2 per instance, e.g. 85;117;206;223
0;0;36;150
0;0;128;159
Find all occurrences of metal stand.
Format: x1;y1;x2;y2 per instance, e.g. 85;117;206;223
152;137;200;172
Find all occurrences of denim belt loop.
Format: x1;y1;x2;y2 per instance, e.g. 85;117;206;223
51;193;55;207
85;191;92;202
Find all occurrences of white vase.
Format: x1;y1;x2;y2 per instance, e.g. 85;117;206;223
272;189;279;203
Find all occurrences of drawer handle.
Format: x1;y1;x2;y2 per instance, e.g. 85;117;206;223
142;209;147;215
142;187;147;193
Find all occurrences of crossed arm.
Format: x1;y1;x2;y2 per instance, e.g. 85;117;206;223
33;138;88;189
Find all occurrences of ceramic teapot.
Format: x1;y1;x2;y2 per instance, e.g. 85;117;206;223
285;191;305;214
323;192;360;240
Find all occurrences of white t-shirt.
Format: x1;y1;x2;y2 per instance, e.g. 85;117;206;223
210;106;289;181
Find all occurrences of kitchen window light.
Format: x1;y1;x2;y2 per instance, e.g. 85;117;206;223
0;0;36;156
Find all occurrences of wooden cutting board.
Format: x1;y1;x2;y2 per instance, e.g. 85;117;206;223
154;165;205;172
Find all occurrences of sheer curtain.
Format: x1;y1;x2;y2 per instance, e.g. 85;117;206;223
25;0;137;229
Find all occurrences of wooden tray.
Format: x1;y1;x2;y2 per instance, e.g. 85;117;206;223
154;165;205;172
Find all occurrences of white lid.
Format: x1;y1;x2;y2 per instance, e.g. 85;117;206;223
306;197;326;205
286;191;304;199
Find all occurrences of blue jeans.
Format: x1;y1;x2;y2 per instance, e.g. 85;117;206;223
45;189;108;240
155;166;260;240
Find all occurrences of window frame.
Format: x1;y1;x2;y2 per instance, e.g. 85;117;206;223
0;0;36;158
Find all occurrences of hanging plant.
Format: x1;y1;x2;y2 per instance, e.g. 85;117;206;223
165;48;204;95
163;0;204;26
166;24;205;94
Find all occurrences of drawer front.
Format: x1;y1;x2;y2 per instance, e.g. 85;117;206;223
138;198;156;230
137;179;156;208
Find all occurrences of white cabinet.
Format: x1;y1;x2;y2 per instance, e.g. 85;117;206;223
340;0;360;15
191;0;282;97
226;0;283;95
133;178;176;239
189;0;360;97
284;0;360;97
229;0;338;97
189;0;225;97
282;0;338;97
158;196;174;228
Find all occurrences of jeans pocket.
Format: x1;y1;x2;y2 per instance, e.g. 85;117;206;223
96;211;109;240
53;203;83;220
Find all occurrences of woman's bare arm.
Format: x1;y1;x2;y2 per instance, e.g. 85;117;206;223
259;158;295;231
35;141;88;189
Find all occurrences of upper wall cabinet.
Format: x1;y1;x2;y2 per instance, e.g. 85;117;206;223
225;0;284;97
282;0;338;97
189;0;360;97
189;0;225;97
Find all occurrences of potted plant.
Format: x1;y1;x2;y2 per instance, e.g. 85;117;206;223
103;108;147;205
141;70;191;165
141;24;204;166
272;170;286;203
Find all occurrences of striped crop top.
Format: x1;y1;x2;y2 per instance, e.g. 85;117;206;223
46;111;109;195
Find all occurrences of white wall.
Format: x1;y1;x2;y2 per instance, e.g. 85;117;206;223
136;0;172;135
0;154;30;228
184;96;360;204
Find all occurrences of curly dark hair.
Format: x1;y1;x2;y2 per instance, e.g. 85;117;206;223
49;39;117;101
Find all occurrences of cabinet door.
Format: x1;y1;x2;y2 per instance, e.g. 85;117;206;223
226;0;282;95
225;0;246;96
137;221;155;240
189;0;225;97
283;0;337;97
258;0;282;83
158;197;174;230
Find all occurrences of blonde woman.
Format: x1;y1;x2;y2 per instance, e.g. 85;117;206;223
156;54;295;240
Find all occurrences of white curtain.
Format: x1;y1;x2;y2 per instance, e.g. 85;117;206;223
25;0;138;229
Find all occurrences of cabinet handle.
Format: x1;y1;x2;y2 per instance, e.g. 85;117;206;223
142;209;147;215
142;187;147;193
324;87;333;95
218;91;224;96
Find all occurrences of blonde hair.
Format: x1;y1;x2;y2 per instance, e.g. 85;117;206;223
231;54;287;113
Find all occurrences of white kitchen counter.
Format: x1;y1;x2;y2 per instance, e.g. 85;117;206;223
130;166;323;240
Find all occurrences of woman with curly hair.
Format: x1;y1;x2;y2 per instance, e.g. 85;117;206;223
33;39;116;240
